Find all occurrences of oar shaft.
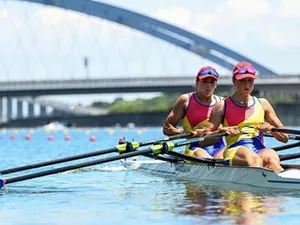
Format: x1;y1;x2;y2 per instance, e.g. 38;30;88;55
5;148;153;185
264;133;300;141
273;142;300;152
0;133;193;175
0;147;118;175
140;132;192;146
0;133;225;188
280;152;300;161
281;164;300;170
167;151;224;164
164;133;227;165
271;127;300;135
173;133;226;148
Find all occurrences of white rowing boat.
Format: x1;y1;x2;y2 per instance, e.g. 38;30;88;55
122;159;300;190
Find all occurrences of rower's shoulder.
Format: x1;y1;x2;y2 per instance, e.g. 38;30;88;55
214;94;225;101
213;99;225;112
176;93;190;104
257;97;271;106
256;97;273;111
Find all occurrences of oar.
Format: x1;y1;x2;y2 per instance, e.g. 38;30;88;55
0;133;226;189
143;153;182;163
281;164;300;170
279;153;300;161
0;148;156;189
161;132;228;165
245;126;300;136
273;142;300;152
270;127;300;135
165;151;225;164
264;133;300;141
0;132;193;175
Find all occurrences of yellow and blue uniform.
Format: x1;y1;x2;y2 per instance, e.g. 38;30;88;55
181;92;225;157
223;96;266;165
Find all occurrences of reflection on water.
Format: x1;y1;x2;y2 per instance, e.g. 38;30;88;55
118;170;289;225
179;183;283;225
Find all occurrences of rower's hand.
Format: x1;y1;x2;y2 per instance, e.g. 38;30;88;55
219;126;240;137
191;129;203;138
257;122;274;133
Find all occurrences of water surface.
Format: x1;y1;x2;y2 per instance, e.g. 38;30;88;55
1;127;300;225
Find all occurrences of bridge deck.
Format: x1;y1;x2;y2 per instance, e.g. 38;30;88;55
0;75;299;96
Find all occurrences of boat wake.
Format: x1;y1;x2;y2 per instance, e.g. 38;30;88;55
62;166;127;173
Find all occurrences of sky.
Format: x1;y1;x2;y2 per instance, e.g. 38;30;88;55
0;0;300;105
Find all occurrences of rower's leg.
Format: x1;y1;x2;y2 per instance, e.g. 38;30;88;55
193;148;213;158
259;148;283;172
225;146;262;167
214;149;224;159
185;143;213;158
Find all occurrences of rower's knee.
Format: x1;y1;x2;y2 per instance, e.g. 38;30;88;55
266;158;283;172
247;155;262;167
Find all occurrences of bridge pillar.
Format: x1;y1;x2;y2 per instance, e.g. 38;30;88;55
0;97;3;120
7;97;13;119
295;93;300;103
52;109;63;116
17;100;23;118
28;102;35;118
40;105;47;117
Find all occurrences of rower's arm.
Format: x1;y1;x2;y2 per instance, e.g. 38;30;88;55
260;98;289;143
163;94;187;136
200;101;225;146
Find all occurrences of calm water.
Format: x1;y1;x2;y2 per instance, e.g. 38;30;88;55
1;127;300;225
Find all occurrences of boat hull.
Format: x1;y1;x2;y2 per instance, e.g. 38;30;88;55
122;160;300;190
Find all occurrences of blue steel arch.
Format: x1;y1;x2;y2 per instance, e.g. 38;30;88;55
14;0;277;76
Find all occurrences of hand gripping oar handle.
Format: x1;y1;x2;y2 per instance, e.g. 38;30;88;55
0;132;193;175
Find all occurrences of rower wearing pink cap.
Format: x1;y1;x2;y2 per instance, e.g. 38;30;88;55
163;66;226;159
203;61;289;172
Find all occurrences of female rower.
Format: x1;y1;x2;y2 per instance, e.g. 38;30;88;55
163;66;226;159
203;61;288;171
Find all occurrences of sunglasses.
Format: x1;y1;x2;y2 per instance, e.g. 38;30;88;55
198;69;219;78
233;67;256;75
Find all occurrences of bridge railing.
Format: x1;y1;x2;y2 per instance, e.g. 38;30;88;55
0;74;300;90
